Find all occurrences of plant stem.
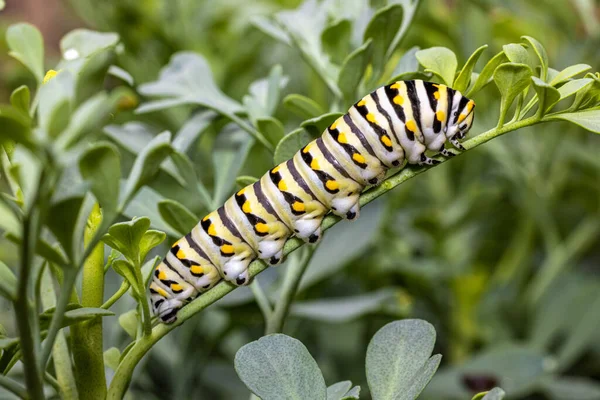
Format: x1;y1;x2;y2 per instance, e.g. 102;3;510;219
106;118;544;398
0;374;29;399
250;279;272;320
225;112;275;152
71;203;107;400
265;247;314;334
101;280;130;309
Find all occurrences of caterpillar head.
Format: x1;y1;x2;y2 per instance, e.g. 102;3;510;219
446;92;475;146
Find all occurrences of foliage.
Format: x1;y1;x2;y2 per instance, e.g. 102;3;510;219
0;0;599;399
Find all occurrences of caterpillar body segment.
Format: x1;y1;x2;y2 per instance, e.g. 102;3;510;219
150;80;476;323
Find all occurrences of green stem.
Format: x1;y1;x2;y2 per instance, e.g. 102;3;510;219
101;280;130;309
226;112;275;152
136;265;153;337
265;247;314;334
250;279;272;320
71;203;107;400
0;374;29;399
106;118;544;398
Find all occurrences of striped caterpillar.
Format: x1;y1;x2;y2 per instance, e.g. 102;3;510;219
149;80;476;323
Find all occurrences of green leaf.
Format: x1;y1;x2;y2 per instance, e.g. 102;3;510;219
37;70;74;138
46;196;85;262
40;305;114;330
60;29;119;60
103;347;121;371
283;94;324;119
327;381;360;400
467;51;509;97
79;142;121;216
120;131;173;208
366;319;440;400
531;77;561;116
550;64;592;86
108;65;134;86
547;109;600;134
321;19;352;62
234;334;327;400
453;45;488;93
251;15;291;45
10;85;31;114
416;47;458;86
142;256;161;288
338;39;373;102
243;65;288;122
0;261;17;300
540;376;600;400
158;199;198;237
103;217;151;263
6;23;44;83
363;3;404;77
137;52;243;114
112;260;142;298
493;63;533;125
557;78;593;101
0;105;32;148
118;309;138;339
521;36;549;80
236;176;259;189
139;230;166;262
502;43;529;65
0;198;21;237
257;117;285;147
301;112;344;137
273;128;313;165
169;151;212;207
123;187;180;238
472;388;506;400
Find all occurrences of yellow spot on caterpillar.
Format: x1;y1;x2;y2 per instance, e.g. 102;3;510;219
405;120;417;132
436;111;446;122
458;113;466;122
434;91;440;100
393;95;404;105
292;202;305;212
325;180;339;191
272;165;281;173
242;201;252;213
390;82;401;89
191;265;204;275
310;158;320;170
302;144;311;153
255;223;269;233
352;153;366;164
176;249;185;259
202;215;209;221
381;135;392;147
158;270;167;280
157;287;168;297
221;244;234;254
357;99;366;107
208;224;217;236
467;100;475;111
237;188;245;196
43;70;59;84
171;283;183;292
330;120;338;130
366;113;376;123
171;242;178;248
278;180;287;191
337;132;347;144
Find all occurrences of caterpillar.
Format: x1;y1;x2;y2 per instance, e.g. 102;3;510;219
149;79;475;323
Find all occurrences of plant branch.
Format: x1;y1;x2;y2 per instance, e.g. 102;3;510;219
101;280;130;309
106;117;544;399
225;112;275;152
250;279;272;320
0;374;29;400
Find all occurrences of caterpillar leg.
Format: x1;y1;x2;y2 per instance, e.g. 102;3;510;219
220;243;255;285
439;147;457;157
418;153;441;166
449;137;465;150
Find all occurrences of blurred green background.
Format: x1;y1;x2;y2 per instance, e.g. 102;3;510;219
1;0;599;399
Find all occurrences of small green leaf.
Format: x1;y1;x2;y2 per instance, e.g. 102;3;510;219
0;261;17;300
251;15;291;45
0;106;32;148
327;381;360;400
120;131;173;208
112;260;141;297
283;94;324;119
550;64;592;86
416;47;458;86
557;78;593;101
6;23;44;83
10;86;30;114
118;309;138;339
453;45;488;93
60;29;119;60
321;19;352;63
38;70;74;138
139;230;166;261
467;51;509;97
257;117;285;147
493;63;533;125
366;319;440;400
243;65;288;122
0;337;19;350
531;77;561;116
274;128;313;165
546;109;600;134
540;376;600;400
301;112;344;137
158;199;198;237
169;151;212;207
108;65;134;86
472;388;506;400
338;39;373;102
79;142;121;216
0;198;21;237
521;36;549;80
103;347;121;371
235;334;327;400
502;43;529;65
363;3;404;77
46;196;85;261
236;175;259;189
40;305;114;330
103;217;151;263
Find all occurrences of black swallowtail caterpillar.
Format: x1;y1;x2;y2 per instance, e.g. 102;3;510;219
150;79;476;323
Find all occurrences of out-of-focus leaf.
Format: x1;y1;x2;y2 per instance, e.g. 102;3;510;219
123;187;180;238
118;309;138;339
112;260;141;298
46;196;86;262
0;261;17;300
169;151;212;207
539;376;600;400
273;128;313;165
137;52;243;114
108;65;134;86
547;109;600;134
6;23;44;83
120;131;173;207
473;387;506;400
243;65;288;122
493;63;533;124
364;3;404;77
251;15;291;45
338;39;372;101
391;46;420;77
416;47;458;86
467;51;508;96
0;199;20;237
301;112;344;137
454;45;488;93
235;334;327;400
283;94;324;119
327;381;360;400
60;29;119;60
0;106;32;148
322;19;352;62
40;305;114;330
236;176;259;189
550;64;592;86
10;85;30;115
531;77;560;116
257;117;285;147
366;319;440;400
103;347;121;371
79;142;121;217
38;70;74;138
158;199;198;236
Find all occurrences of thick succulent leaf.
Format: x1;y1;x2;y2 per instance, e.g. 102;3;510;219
6;23;44;83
